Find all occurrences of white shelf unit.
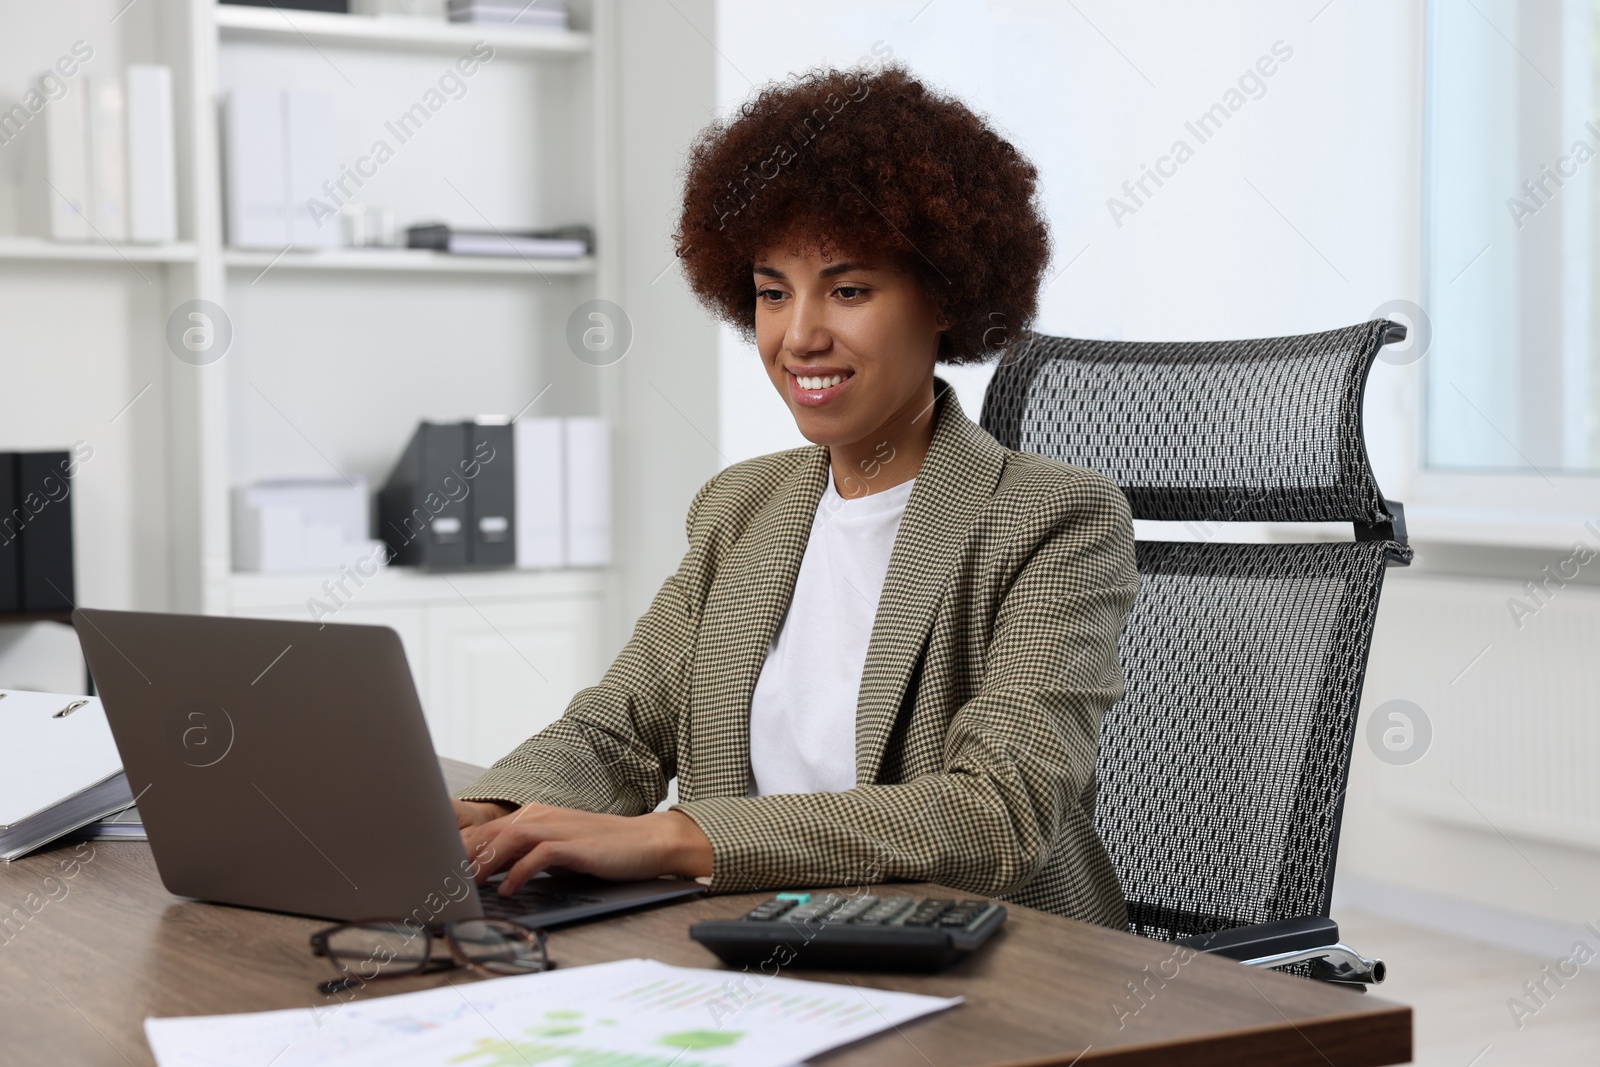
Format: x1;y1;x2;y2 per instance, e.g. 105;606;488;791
209;0;622;764
0;237;199;264
214;4;592;57
0;0;624;766
222;247;595;275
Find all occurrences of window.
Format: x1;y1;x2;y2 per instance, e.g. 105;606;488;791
1424;0;1599;473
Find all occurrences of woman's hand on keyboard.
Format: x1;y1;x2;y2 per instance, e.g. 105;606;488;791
460;804;713;893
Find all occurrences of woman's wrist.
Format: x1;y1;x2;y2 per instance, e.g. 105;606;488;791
656;809;714;879
457;798;517;824
481;799;518;815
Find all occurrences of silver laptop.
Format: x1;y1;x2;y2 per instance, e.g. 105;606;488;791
73;608;703;926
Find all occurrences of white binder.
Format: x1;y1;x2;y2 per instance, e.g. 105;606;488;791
126;65;178;244
41;88;90;240
86;76;129;242
284;90;339;248
564;417;612;567
0;690;133;862
223;89;290;248
514;417;565;568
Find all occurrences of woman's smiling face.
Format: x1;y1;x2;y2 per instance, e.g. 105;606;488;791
752;238;947;450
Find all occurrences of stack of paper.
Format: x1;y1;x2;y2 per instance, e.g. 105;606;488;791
0;690;134;862
146;957;959;1067
405;222;592;259
82;804;146;841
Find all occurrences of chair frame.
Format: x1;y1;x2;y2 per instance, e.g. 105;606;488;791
981;319;1413;988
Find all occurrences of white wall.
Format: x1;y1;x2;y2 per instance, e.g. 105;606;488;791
612;0;722;625
715;0;1422;493
1346;561;1600;935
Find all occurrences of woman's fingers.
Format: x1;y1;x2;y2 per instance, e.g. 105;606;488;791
463;828;507;883
459;805;680;889
462;814;526;883
497;841;569;896
464;807;566;885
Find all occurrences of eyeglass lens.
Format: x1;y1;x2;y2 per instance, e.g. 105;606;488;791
448;920;547;975
321;920;432;981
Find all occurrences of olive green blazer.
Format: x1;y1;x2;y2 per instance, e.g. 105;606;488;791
459;382;1139;928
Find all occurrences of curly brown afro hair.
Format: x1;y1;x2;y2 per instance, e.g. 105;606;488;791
673;63;1050;365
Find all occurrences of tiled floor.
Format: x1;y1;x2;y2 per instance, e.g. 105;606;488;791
1332;909;1600;1065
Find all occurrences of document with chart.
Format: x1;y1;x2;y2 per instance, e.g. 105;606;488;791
144;957;961;1067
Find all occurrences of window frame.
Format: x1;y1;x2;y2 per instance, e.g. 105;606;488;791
1411;0;1600;539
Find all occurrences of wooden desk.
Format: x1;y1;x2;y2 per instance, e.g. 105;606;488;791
0;762;1411;1066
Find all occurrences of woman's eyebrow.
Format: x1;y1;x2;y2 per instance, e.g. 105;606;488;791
752;261;875;280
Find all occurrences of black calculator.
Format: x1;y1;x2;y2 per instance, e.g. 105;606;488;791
689;892;1007;972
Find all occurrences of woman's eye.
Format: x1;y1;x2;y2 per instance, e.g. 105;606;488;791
834;286;865;300
757;288;787;302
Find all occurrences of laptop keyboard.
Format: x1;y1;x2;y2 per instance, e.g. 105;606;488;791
477;882;605;920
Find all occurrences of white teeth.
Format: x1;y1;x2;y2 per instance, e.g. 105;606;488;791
797;374;843;390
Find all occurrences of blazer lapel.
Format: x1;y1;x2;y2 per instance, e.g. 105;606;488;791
855;381;1009;783
684;445;829;800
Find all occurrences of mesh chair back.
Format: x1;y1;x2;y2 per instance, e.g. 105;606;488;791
981;321;1412;941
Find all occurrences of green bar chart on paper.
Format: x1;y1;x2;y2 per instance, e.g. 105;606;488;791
145;958;962;1067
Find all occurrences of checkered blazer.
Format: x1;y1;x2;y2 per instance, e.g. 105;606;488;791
459;381;1139;928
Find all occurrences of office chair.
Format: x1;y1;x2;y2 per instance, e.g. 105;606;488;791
980;318;1411;987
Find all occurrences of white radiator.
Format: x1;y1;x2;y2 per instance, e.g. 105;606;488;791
1361;571;1600;851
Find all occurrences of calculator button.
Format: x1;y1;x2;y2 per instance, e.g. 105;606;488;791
902;900;953;927
787;894;847;922
856;897;916;925
938;902;984;923
828;896;877;922
743;899;797;922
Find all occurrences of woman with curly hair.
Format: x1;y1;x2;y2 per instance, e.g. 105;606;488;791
454;64;1139;928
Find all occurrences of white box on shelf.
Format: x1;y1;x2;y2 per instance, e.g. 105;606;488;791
232;477;385;574
563;417;611;568
125;65;178;244
223;89;289;249
85;76;128;242
513;417;565;568
284;91;339;249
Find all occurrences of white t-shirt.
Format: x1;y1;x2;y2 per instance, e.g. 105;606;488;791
746;475;916;797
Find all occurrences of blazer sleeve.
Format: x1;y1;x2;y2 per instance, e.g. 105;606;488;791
670;472;1138;898
453;476;720;815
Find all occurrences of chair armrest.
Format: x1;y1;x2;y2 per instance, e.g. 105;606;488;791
1176;916;1339;961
